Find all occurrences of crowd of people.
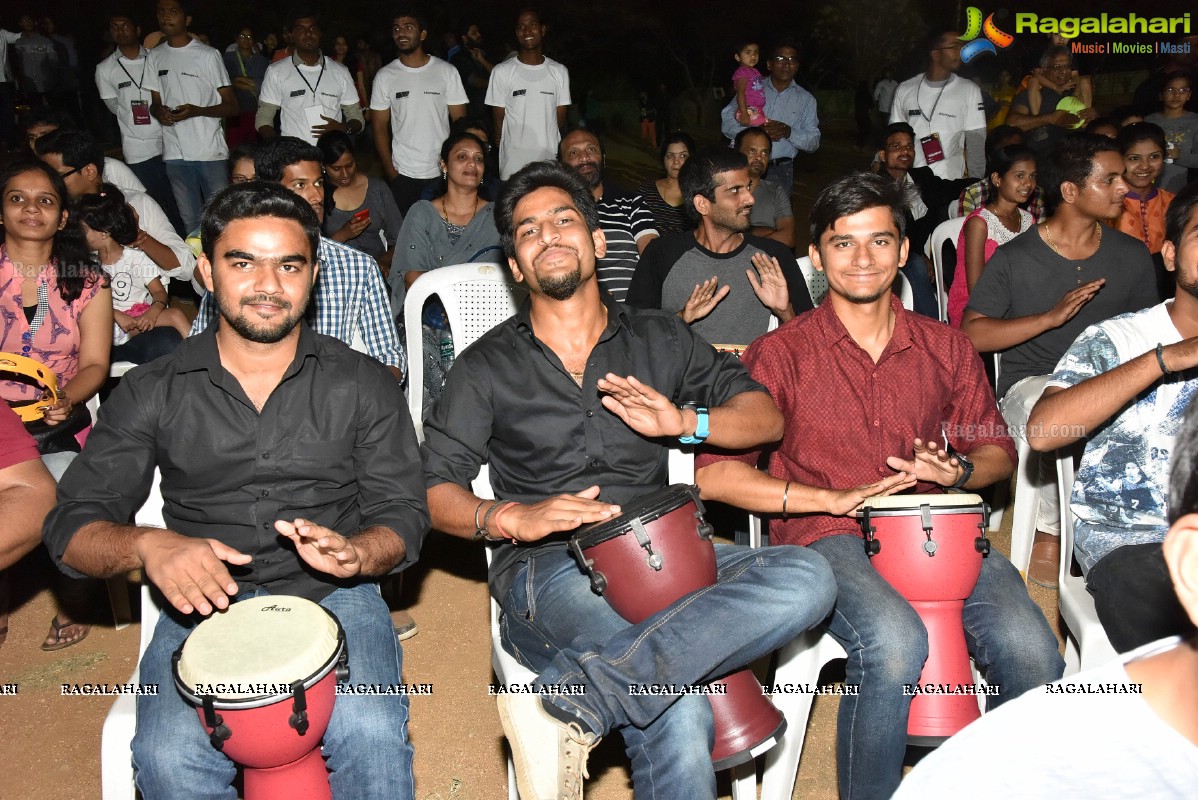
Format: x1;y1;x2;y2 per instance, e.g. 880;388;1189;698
2;4;1198;799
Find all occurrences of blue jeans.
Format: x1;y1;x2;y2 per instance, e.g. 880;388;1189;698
501;544;835;800
113;327;183;365
163;159;229;234
808;534;1064;800
132;582;414;800
129;156;186;235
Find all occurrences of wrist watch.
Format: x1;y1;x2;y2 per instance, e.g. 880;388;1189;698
949;451;974;490
678;402;709;445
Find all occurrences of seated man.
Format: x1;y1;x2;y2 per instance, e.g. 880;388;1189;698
0;405;55;572
1027;181;1198;651
190;137;405;382
627;148;811;355
962;134;1160;587
895;393;1198;798
1006;46;1095;163
42;182;428;799
734;125;794;248
697;172;1064;800
422;161;835;800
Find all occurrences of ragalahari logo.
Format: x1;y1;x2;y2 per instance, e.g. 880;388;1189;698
960;7;1015;63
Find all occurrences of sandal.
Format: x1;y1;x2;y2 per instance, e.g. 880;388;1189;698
41;615;90;652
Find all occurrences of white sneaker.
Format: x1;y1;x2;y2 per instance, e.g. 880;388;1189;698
497;692;600;800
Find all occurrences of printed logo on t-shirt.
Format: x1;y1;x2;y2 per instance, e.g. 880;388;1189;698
290;89;306;97
118;80;132;89
907;109;920;117
423;91;441;95
540;91;554;96
395;91;409;99
513;89;526;97
158;70;169;76
181;72;199;79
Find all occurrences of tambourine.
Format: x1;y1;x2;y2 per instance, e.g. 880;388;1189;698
0;352;59;422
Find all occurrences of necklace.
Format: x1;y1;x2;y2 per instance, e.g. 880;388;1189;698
1042;220;1101;257
439;195;479;224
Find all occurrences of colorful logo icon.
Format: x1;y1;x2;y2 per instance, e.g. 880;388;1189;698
960;7;1015;62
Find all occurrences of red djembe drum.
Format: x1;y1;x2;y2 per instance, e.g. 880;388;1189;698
858;494;991;745
568;483;785;769
173;596;349;799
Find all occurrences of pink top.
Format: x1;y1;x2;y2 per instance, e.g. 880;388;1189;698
0;246;104;403
733;65;768;125
947;207;1033;328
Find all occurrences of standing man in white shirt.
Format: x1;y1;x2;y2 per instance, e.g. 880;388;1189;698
486;9;570;180
145;0;238;235
256;11;363;147
0;26;21;152
890;30;987;180
95;12;181;235
370;10;466;214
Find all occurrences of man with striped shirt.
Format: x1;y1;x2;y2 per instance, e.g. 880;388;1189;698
559;128;657;301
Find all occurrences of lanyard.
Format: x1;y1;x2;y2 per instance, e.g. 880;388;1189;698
236;50;247;77
294;56;324;96
116;51;147;93
916;75;950;123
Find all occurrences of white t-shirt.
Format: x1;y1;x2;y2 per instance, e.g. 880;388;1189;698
144;39;231;162
124;189;196;283
485;56;571;179
1;29;24;83
893;637;1198;799
369;56;467;179
889;73;985;179
103;246;160;345
259;54;359;145
103;158;147;197
95;48;163;164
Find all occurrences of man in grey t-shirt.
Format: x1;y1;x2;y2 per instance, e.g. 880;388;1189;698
962;134;1159;586
735;125;794;248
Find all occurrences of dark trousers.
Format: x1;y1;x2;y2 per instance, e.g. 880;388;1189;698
112;328;183;365
390;173;439;216
1088;542;1196;652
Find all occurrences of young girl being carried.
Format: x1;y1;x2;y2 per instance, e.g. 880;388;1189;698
75;185;190;345
948;145;1037;328
732;40;768;126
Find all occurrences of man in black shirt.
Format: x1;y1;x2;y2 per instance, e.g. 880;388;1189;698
43;182;428;800
422;161;835;800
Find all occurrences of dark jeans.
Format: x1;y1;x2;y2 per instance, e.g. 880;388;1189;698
112;328;182;365
901;254;942;320
1088;542;1195;652
389;173;438;216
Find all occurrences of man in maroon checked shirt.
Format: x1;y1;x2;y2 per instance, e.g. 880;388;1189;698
695;171;1063;800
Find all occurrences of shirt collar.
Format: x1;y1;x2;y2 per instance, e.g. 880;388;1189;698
1125;187;1159;202
176;319;323;376
514;288;632;343
290;51;324;68
813;292;913;356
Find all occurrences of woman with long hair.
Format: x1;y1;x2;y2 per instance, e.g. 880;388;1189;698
317;131;403;274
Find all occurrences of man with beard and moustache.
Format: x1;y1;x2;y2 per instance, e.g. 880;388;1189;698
421;159;835;800
486;10;570;179
558;128;657;301
256;10;364;146
1026;181;1198;652
963;134;1160;587
371;10;466;214
43;181;428;800
627;148;810;356
696;171;1063;800
189;137;404;383
734;126;794;248
450;22;493;120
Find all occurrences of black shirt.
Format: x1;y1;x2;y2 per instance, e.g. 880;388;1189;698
44;323;429;602
421;293;768;598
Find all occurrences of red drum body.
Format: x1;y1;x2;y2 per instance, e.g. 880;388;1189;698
858;494;991;744
173;596;349;800
569;484;785;769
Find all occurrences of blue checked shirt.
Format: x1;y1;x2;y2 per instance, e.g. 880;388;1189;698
190;236;405;375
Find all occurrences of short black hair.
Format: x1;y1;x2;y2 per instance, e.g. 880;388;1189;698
985;125;1023;156
1165;180;1198;253
925;28;958;54
20;106;76;134
391;8;428;30
733;126;771;152
494;160;599;260
1040;134;1121;208
286;7;320;30
1084;117;1119;137
1117;121;1167;156
678;148;748;224
1170;394;1198;522
74;184;139;245
228;142;259;172
809;171;907;246
254;136;323;183
199;182;321;265
770;37;800;58
34;128;104;174
879;121;915;150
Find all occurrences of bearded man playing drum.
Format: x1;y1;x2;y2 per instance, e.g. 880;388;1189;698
695;172;1064;800
422;160;836;800
43;182;429;800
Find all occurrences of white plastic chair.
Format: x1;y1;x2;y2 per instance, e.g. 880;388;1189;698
1056;449;1118;675
101;469;166;800
946;198;962;219
986;354;1040;576
402;263;528;442
925;216;966;323
796;256;828;306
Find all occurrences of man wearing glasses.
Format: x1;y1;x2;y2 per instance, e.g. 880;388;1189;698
720;39;820;198
890;30;987;180
1007;46;1096;162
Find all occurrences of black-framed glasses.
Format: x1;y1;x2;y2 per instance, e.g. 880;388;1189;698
58;166;82;179
770;56;798;64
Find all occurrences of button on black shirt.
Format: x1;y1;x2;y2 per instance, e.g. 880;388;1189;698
421;294;768;598
44;324;429;603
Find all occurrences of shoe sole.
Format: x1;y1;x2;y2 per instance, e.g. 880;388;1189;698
496;695;547;800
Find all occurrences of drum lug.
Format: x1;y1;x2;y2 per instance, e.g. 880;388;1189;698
630;518;663;571
975;537;991;556
691;489;714;539
861;509;881;556
569;538;608;594
289;679;311;736
976;507;991;557
201;696;231;751
335;646;350;683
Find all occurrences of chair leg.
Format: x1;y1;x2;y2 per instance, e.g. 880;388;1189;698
1008;437;1041;578
728;760;758;799
107;575;132;631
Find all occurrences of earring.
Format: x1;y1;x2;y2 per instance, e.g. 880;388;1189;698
442;170;447;180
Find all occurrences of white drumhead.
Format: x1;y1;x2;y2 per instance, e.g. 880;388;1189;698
176;595;340;698
859;493;984;511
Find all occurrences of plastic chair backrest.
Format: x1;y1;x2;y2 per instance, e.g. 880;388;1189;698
403;264;529;441
925;216;966;322
946;198;962;219
796;256;828;307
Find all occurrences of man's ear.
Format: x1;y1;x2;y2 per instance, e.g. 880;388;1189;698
808;243;824;273
83;163;101;185
508;255;525;284
693;194;711;218
196;254;214;293
1164;513;1198;628
1163;240;1177;274
1059;180;1079;205
592;227;607;260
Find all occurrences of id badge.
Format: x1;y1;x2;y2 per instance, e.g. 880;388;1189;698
303;104;327;132
920;133;945;165
131;99;152;126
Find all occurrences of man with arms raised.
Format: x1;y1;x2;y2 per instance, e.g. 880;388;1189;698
43;182;427;799
422;161;835;800
697;172;1063;800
